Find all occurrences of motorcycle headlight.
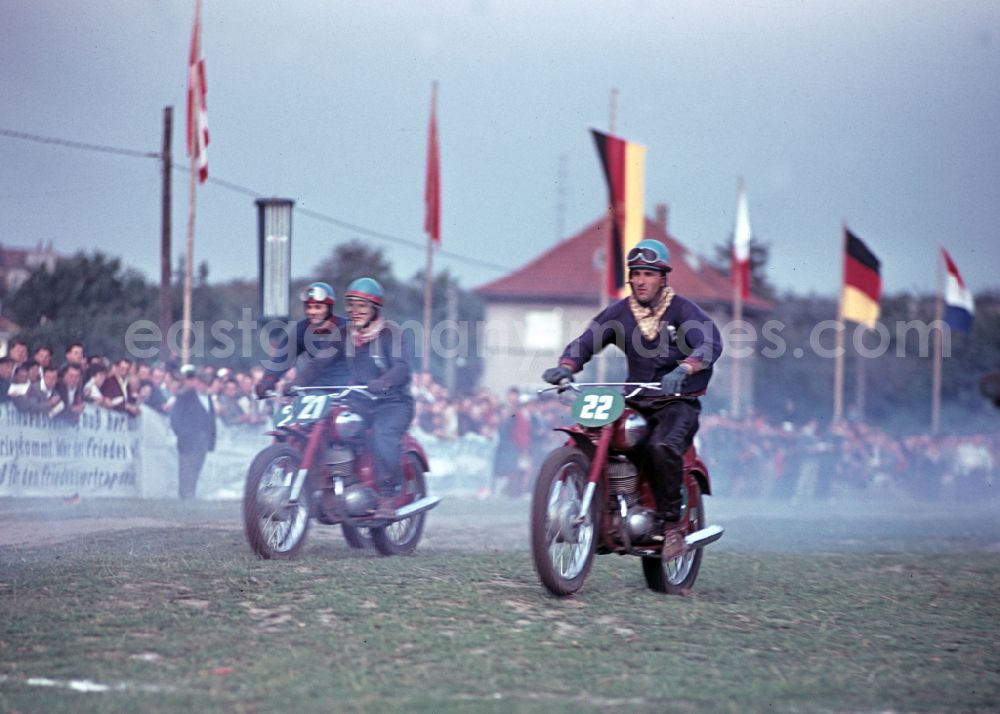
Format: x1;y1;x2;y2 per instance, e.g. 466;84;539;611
332;410;365;439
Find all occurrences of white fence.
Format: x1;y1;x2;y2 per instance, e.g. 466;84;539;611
0;403;497;500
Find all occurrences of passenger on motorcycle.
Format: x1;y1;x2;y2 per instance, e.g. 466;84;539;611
343;277;416;519
542;238;723;536
255;281;351;397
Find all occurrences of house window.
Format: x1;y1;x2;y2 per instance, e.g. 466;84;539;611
524;310;562;350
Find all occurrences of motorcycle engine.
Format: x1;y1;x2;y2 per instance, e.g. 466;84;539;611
607;456;640;507
323;445;355;478
343;484;378;516
625;506;658;543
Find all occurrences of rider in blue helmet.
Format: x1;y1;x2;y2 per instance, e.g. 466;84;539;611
255;280;350;397
344;277;415;518
542;237;723;551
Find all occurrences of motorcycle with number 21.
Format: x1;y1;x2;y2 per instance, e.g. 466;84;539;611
531;382;724;596
243;385;440;559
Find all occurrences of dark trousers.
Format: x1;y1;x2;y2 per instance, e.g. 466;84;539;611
636;398;701;513
367;400;415;496
178;447;208;500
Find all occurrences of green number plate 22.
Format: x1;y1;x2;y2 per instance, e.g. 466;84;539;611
571;387;625;427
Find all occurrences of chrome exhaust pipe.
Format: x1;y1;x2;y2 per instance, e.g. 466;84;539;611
684;524;724;549
391;496;442;520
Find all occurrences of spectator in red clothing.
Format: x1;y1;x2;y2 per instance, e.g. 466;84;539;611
101;357;140;416
490;387;533;496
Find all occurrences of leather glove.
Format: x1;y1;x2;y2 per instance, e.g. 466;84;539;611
367;377;391;396
660;365;688;396
254;376;277;399
542;366;574;385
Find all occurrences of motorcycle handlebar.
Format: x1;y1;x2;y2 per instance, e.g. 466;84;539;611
256;385;378;401
537;382;663;399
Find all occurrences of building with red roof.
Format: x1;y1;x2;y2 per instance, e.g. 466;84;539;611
474;209;772;413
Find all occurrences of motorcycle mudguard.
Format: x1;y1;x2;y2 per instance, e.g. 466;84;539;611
401;434;430;473
554;427;596;459
683;446;712;495
688;469;711;497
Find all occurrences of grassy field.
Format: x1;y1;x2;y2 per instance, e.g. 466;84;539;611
0;496;998;713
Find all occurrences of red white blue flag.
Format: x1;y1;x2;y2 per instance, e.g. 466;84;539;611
942;247;974;333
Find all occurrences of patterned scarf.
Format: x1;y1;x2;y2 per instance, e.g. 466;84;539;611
351;317;385;348
629;286;674;340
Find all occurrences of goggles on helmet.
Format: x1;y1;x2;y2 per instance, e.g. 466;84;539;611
300;285;334;304
626;245;671;272
627;246;659;264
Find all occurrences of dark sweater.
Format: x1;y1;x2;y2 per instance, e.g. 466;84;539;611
559;294;723;396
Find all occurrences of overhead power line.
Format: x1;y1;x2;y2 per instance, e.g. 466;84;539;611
2;127;516;275
0;128;161;159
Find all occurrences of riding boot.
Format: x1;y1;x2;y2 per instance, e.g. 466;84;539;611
374;494;397;519
644;443;683;521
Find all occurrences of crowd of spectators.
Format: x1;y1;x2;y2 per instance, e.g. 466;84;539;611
2;337;996;501
0;339;272;428
698;412;998;503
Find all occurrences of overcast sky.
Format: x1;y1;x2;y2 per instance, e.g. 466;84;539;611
2;0;998;300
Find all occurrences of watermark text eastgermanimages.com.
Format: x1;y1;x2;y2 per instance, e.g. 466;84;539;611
125;308;956;366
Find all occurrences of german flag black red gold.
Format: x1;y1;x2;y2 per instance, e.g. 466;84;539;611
591;129;646;298
841;228;881;328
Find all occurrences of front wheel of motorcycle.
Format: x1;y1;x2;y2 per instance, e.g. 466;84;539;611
530;446;598;597
642;476;706;594
243;444;311;560
371;453;428;556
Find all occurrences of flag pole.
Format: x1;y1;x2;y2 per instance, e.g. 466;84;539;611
833;224;846;422
182;0;206;368
931;248;944;434
422;234;433;375
182;147;196;366
597;88;618;383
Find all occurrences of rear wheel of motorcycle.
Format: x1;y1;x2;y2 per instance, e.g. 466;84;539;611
530;446;597;597
642;477;705;594
371;453;428;556
341;525;373;549
243;444;311;560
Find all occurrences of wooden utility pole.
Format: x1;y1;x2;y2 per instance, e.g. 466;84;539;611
159;106;173;360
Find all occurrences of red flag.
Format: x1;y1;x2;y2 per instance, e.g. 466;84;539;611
186;0;209;183
424;82;441;245
732;178;751;301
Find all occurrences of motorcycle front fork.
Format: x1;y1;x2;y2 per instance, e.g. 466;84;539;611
571;425;613;526
288;468;310;502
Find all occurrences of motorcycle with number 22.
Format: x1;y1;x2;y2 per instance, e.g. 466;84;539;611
531;382;724;596
243;385;440;559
